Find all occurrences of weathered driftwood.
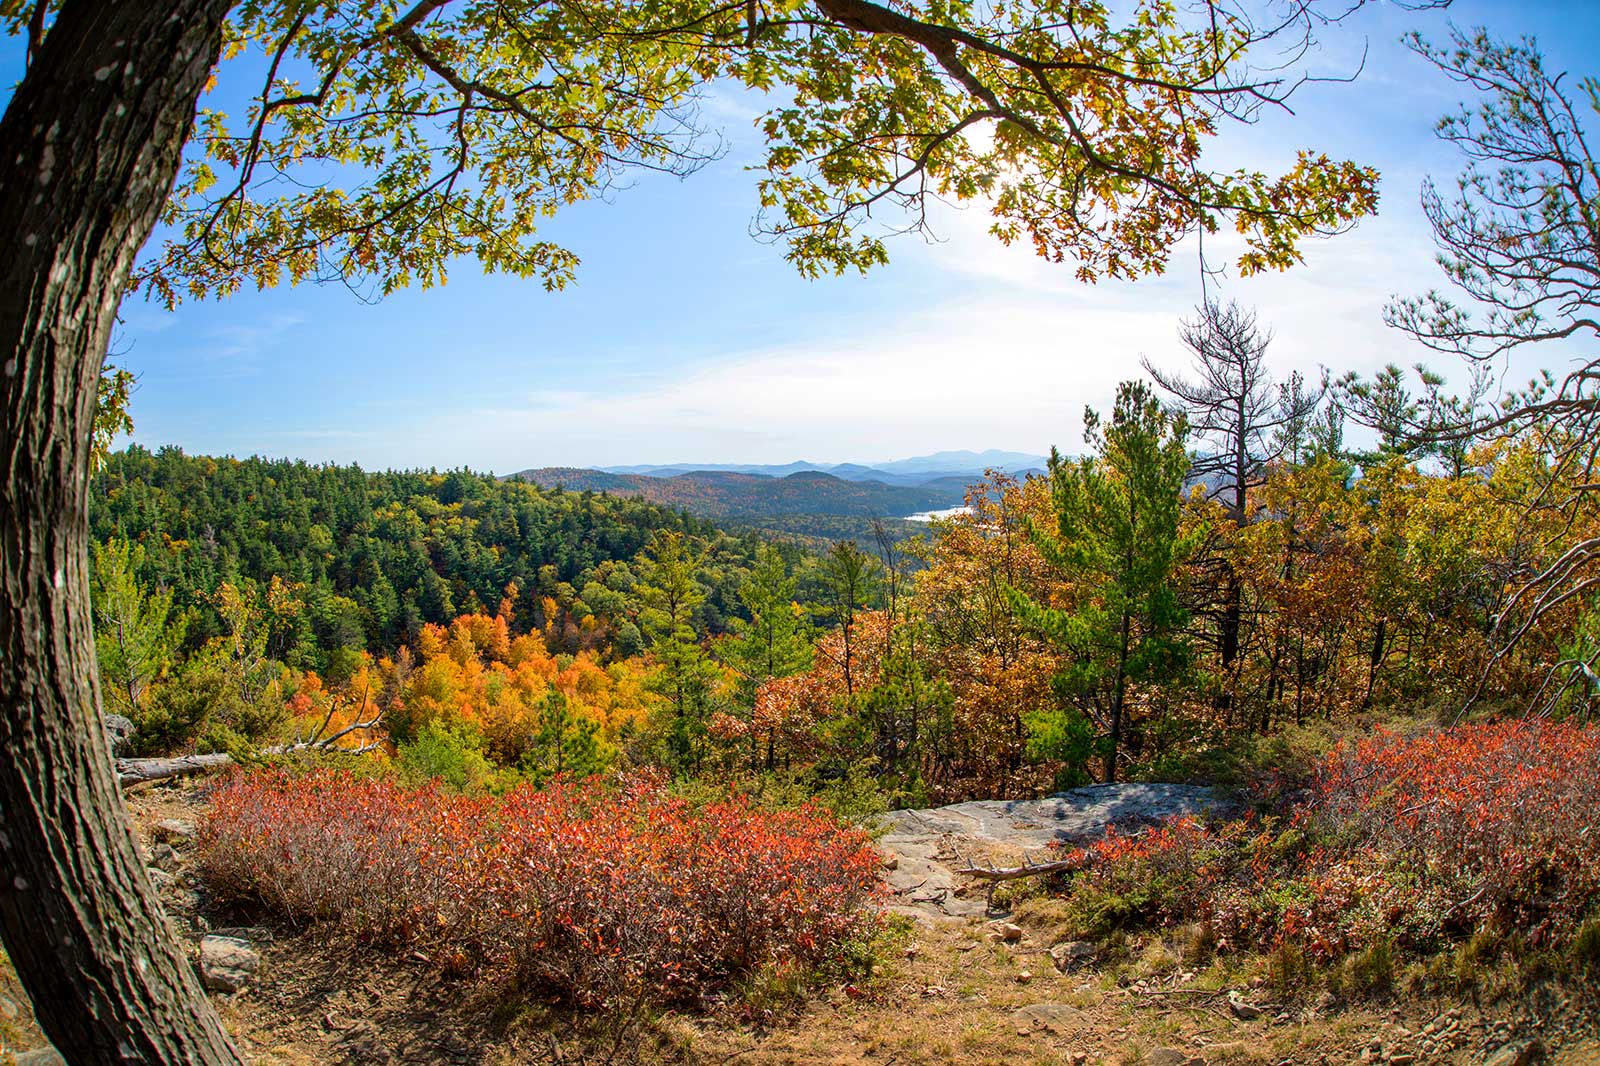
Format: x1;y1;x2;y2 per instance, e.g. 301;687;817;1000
954;855;1090;881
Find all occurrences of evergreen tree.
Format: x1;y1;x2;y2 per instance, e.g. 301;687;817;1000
635;532;719;772
1014;381;1198;783
718;544;815;769
819;540;877;704
520;690;615;785
89;539;188;717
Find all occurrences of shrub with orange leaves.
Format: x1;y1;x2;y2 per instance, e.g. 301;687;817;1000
1054;720;1600;962
197;769;883;1006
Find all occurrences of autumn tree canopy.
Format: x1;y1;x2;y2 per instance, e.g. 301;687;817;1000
10;0;1393;310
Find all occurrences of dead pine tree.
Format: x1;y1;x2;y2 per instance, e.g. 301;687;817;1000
1144;301;1319;730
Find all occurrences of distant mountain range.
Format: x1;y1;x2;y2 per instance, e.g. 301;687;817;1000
598;449;1048;488
509;450;1048;540
510;467;976;519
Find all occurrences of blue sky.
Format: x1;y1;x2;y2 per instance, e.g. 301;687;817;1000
12;1;1600;471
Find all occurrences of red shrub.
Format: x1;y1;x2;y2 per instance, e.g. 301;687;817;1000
198;770;882;1005
1059;720;1600;959
1305;719;1600;942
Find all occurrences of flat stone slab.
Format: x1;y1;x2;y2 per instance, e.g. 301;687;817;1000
1011;1002;1088;1034
878;783;1224;918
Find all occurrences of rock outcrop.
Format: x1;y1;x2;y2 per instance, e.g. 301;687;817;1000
877;782;1224;917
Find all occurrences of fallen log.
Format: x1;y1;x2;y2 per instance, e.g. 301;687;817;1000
116;753;234;786
954;855;1090;881
115;683;384;786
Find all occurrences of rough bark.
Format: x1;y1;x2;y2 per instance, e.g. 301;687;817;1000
0;1;242;1062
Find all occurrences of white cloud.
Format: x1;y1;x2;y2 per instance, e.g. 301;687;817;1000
410;215;1448;469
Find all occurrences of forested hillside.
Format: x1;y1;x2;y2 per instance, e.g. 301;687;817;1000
90;447;803;678
513;465;966;539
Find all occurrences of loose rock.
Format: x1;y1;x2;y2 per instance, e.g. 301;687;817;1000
1484;1040;1545;1066
1010;1003;1086;1035
1146;1049;1194;1066
1227;990;1263;1020
988;921;1024;942
102;714;136;757
200;933;261;992
151;819;197;845
1050;940;1097;972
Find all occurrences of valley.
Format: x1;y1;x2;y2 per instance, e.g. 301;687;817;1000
512;451;1042;540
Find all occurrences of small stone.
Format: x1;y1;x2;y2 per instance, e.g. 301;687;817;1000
1227;990;1263;1021
1315;990;1340;1014
1146;1050;1190;1066
881;854;899;870
1050;940;1097;972
0;994;18;1020
1484;1039;1545;1066
1016;970;1033;984
152;819;197;845
1389;1055;1415;1066
199;934;261;992
148;842;181;872
988;921;1024;942
1010;1003;1086;1035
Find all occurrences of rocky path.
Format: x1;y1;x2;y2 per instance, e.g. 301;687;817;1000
877;783;1224;917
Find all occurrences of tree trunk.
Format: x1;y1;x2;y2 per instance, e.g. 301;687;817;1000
117;753;236;787
1216;568;1241;722
1105;610;1131;783
0;1;241;1062
1364;617;1387;709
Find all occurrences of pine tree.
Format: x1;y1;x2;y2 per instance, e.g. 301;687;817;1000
635;532;719;772
520;690;615;785
1014;381;1198;783
718;545;814;769
90;539;188;717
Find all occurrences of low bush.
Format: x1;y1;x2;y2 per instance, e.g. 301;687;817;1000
197;769;883;1008
1049;719;1600;975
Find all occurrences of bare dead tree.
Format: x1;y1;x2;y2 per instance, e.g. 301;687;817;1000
1381;29;1600;714
1144;300;1320;725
